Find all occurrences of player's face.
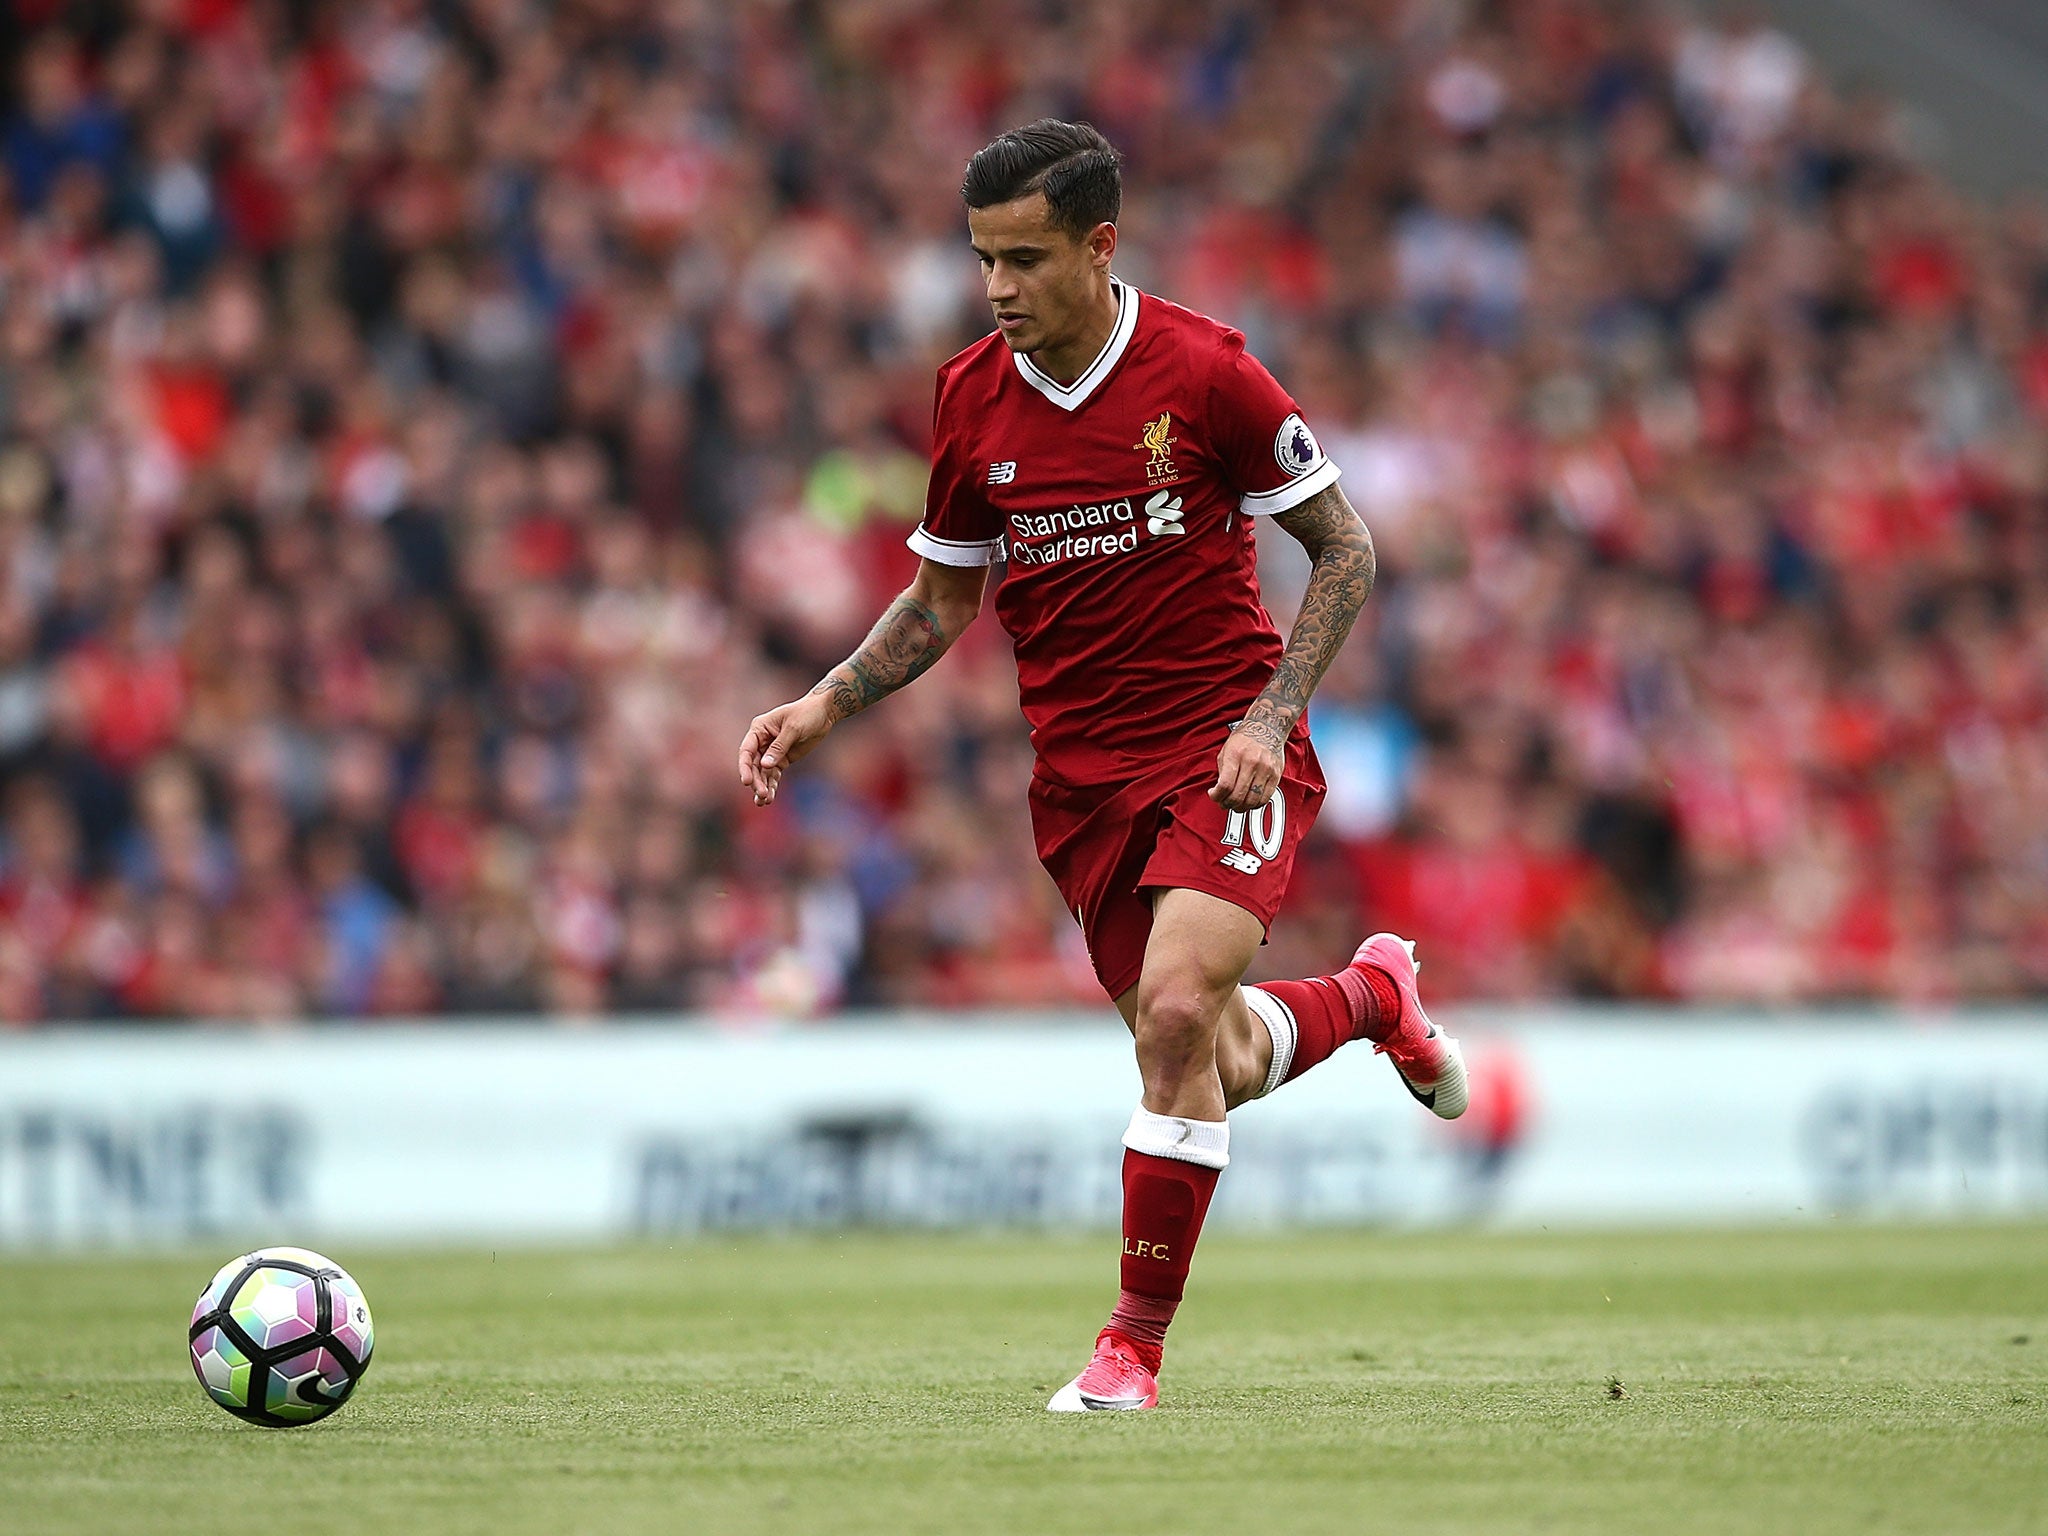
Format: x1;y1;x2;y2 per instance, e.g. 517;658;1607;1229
967;193;1115;356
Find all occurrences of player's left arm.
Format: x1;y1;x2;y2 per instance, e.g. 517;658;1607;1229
1210;482;1375;813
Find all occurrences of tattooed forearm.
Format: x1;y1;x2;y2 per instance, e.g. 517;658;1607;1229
1241;484;1376;750
808;595;950;722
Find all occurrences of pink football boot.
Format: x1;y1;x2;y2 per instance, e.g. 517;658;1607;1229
1046;1330;1159;1412
1353;933;1469;1119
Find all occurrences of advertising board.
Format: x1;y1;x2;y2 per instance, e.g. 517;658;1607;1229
2;1012;2044;1246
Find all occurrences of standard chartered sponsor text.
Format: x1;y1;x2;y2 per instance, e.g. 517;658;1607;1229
1008;498;1138;566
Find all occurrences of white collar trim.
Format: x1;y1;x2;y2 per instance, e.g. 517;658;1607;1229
1012;280;1139;412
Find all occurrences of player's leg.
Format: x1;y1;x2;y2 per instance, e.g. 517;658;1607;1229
1107;747;1466;1119
1112;960;1271;1110
1050;888;1258;1412
1119;938;1467;1117
1245;937;1469;1118
1123;887;1268;1116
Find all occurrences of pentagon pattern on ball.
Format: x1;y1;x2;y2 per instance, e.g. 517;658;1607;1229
230;1268;320;1352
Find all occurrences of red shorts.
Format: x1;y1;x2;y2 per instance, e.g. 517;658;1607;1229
1028;737;1325;999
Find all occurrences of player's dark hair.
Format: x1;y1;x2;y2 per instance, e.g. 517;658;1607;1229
962;119;1121;238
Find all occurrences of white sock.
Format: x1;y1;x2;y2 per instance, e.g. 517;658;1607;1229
1241;985;1298;1098
1120;1106;1230;1169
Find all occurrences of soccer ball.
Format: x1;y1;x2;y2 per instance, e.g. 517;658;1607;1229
188;1247;374;1427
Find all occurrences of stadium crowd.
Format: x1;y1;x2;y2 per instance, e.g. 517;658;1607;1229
2;0;2045;1021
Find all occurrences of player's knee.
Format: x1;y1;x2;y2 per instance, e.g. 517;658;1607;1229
1133;983;1217;1066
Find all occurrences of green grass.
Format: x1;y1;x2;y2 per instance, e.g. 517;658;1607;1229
3;1225;2045;1535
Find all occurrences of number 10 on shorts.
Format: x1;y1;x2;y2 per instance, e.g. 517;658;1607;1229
1219;790;1285;873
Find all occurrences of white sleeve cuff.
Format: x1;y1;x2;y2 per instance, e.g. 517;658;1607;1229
1239;458;1341;517
907;525;1001;566
1121;1106;1230;1169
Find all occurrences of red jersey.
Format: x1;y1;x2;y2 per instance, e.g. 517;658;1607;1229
909;281;1340;782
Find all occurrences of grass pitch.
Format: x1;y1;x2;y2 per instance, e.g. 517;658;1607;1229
2;1225;2044;1536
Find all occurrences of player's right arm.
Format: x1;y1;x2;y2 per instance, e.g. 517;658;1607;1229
737;558;987;807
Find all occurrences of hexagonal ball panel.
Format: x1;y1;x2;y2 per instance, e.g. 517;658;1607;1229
190;1325;254;1410
328;1272;374;1364
230;1268;319;1351
191;1253;253;1329
263;1346;352;1423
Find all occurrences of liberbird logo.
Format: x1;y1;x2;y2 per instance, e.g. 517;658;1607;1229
1134;411;1178;484
1144;488;1185;537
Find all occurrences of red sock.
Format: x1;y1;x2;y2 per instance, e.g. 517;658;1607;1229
1257;965;1400;1087
1104;1148;1221;1373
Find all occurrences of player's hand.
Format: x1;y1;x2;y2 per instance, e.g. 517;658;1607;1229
1210;721;1285;813
738;695;835;806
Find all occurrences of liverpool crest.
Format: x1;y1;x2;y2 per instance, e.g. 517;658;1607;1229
1134;411;1179;485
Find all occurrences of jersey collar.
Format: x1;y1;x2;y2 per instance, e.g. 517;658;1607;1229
1012;279;1139;412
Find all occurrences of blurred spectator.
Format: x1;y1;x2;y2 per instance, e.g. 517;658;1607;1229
0;0;2045;1023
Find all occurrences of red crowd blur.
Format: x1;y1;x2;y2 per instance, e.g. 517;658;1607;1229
1;0;2044;1021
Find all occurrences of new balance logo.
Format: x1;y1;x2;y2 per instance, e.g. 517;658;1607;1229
988;461;1017;485
1220;848;1264;875
1144;487;1185;537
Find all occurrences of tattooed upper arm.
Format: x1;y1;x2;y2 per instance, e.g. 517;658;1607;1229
1272;483;1371;562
